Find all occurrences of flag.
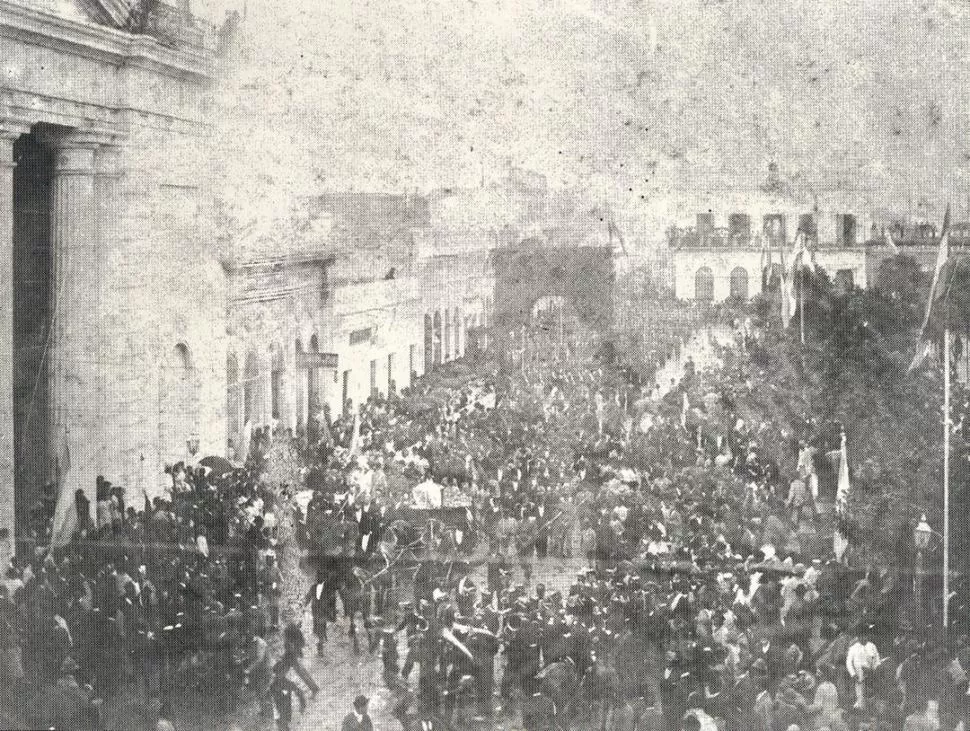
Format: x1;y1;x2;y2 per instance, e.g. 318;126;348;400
909;204;952;372
348;412;361;457
835;430;850;510
50;428;75;548
883;227;899;254
607;218;628;255
833;430;851;562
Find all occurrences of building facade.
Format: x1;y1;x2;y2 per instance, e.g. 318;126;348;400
1;0;228;562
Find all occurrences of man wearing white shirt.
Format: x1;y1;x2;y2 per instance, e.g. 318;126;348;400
846;631;880;709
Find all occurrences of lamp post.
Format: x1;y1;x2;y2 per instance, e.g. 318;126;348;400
914;514;932;623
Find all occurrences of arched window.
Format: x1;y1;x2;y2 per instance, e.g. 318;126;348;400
270;343;284;421
444;309;451;362
308;334;320;413
763;263;784;292
227;353;240;459
295;339;305;429
454;307;461;358
433;311;442;365
729;267;749;301
243;352;259;426
424;314;433;374
695;267;714;301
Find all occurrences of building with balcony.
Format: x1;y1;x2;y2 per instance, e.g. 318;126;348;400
668;200;891;303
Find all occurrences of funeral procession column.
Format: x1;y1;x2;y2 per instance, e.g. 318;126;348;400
50;132;103;528
0;125;26;567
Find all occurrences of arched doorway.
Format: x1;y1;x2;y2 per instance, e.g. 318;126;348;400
424;314;433;374
444;309;452;361
295;338;306;430
433;311;442;365
762;263;784;292
243;352;260;427
308;334;321;415
695;267;714;301
270;343;284;423
226;353;240;460
454;306;461;357
159;343;198;469
729;267;749;301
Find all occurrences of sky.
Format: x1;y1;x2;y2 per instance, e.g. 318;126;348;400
201;0;970;231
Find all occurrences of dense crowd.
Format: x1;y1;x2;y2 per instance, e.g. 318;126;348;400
286;341;970;731
2;327;970;731
1;450;295;729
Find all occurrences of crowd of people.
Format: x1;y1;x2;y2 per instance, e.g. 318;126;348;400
2;321;970;731
281;334;970;731
0;451;299;729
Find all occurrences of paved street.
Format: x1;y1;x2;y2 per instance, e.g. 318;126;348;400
287;554;585;731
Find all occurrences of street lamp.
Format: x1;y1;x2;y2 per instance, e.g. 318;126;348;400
186;435;200;459
914;514;932;621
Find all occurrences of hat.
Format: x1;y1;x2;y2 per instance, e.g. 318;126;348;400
61;656;80;674
353;695;369;711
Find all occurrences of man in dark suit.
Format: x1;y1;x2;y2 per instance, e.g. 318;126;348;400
342;694;374;731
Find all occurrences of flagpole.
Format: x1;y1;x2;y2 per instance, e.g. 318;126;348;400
944;325;951;633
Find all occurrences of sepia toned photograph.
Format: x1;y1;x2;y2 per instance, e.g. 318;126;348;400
4;0;970;729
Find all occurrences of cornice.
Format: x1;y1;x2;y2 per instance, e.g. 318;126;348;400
0;0;213;82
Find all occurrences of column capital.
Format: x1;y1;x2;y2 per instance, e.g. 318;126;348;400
95;144;124;177
0;121;28;168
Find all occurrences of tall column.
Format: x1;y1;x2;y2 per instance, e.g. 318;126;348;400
50;132;100;515
93;142;122;476
0;127;25;567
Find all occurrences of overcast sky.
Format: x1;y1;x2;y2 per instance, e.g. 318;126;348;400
203;0;970;224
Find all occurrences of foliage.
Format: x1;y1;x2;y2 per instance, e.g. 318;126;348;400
677;265;970;570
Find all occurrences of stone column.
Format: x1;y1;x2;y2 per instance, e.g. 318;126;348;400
93;142;122;476
0;127;24;567
50;132;100;515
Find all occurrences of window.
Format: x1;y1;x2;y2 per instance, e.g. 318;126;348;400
226;354;239;458
695;267;714;301
243;352;259;425
763;263;784;292
424;315;433;373
444;309;451;361
369;359;378;398
295;339;305;429
836;214;857;247
728;213;751;244
454;307;461;357
270;344;284;420
433;311;442;364
798;213;817;243
350;328;373;346
342;370;351;415
763;214;787;248
729;267;749;301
